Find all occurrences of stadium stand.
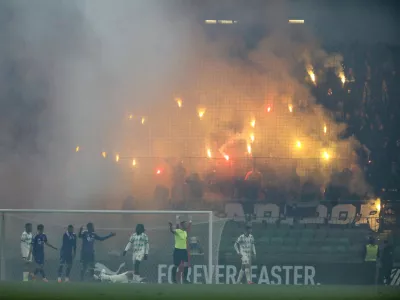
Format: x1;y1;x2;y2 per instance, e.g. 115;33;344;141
329;204;357;225
225;203;246;221
299;204;328;224
219;202;391;264
254;204;280;224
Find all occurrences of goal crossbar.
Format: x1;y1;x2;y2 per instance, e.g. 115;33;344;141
0;209;214;283
0;209;213;214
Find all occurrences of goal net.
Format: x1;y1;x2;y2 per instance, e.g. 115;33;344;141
0;210;227;284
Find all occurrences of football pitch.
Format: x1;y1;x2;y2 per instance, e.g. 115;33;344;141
0;282;399;300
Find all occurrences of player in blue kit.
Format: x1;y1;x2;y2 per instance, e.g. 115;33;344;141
57;225;77;282
79;222;115;281
29;224;57;282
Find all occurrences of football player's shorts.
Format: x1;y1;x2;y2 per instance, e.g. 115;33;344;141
132;251;145;263
34;253;45;265
60;251;73;265
241;253;251;265
81;252;95;265
21;249;32;262
173;248;188;266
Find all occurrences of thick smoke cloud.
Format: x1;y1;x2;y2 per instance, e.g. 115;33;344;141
0;0;90;208
0;0;196;208
2;0;389;209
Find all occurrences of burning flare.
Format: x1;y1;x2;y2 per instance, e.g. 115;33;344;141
141;117;146;124
132;159;137;166
375;198;381;212
75;146;80;153
322;151;330;161
175;97;182;108
223;154;229;161
101;151;107;158
115;154;120;163
323;124;327;135
296;140;302;149
247;144;252;155
250;134;255;143
197;107;206;119
250;119;256;128
288;104;293;113
339;72;346;86
207;148;212;158
307;65;316;85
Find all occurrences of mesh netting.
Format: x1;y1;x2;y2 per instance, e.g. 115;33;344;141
1;211;227;283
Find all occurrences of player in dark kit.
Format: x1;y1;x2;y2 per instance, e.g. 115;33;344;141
57;225;77;283
29;224;57;282
79;222;116;281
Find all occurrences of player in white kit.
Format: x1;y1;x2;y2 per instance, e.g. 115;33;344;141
20;223;33;281
95;269;136;283
123;224;149;282
234;224;256;284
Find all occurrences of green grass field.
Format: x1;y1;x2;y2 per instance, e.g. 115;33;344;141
0;282;399;300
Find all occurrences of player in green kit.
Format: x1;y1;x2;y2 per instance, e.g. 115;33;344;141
169;215;191;284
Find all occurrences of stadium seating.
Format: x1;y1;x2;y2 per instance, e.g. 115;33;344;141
224;203;246;221
329;204;357;225
299;204;328;224
218;202;400;265
220;223;368;263
219;210;374;264
254;203;279;223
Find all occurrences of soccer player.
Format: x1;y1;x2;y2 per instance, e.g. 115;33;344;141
122;224;149;281
29;224;58;282
95;269;135;283
79;222;116;281
57;225;77;283
234;224;256;284
21;223;33;281
169;215;191;284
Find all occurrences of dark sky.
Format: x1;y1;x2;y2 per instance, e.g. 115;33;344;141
299;0;400;44
186;0;400;45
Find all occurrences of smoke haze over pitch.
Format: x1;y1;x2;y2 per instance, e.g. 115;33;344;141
0;0;395;209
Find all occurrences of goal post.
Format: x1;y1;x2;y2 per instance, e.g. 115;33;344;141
0;209;225;283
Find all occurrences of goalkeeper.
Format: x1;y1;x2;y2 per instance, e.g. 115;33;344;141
169;215;191;284
122;224;149;279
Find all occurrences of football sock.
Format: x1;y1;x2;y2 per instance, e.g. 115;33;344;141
171;266;178;282
66;265;71;277
40;269;46;279
58;265;63;277
23;272;29;282
237;269;244;283
134;261;140;275
245;268;251;282
183;267;189;281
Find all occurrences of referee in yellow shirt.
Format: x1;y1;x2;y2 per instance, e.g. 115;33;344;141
169;215;191;284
